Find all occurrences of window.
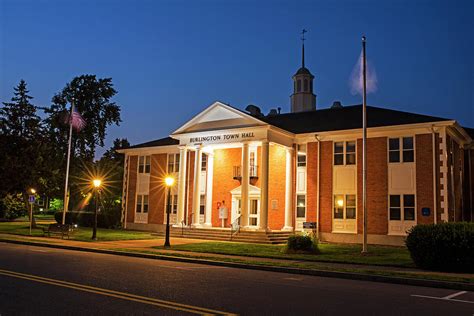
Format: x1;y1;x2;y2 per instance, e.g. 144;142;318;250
201;153;207;171
403;194;415;220
402;137;414;162
172;194;178;214
166;194;178;215
390;194;415;221
136;195;149;213
389;195;401;220
310;81;313;92
249;199;258;226
389;137;414;163
297;80;301;92
334;195;356;220
346;195;356;219
199;195;205;215
296;195;306;218
346;141;356;165
138;156;151;173
304;79;308;91
334;141;355;165
167;153;180;173
297;144;307;167
249;148;257;176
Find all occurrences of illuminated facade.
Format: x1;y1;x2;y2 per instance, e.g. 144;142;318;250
119;55;474;246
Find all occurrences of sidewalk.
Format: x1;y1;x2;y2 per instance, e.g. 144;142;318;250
0;232;472;291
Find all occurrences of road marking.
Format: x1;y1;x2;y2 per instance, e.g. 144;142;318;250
0;269;236;315
284;277;303;281
411;292;474;305
443;291;467;299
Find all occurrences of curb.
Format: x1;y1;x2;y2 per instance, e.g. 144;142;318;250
1;238;472;291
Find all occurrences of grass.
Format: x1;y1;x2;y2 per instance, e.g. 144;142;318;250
154;241;414;268
0;221;157;242
118;248;474;284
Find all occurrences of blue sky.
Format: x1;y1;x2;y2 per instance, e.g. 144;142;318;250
1;0;472;156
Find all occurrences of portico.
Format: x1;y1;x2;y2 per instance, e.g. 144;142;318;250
170;102;294;232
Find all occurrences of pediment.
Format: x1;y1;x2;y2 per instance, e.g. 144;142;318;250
230;184;261;196
172;101;266;135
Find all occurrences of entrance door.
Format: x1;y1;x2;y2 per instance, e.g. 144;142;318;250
231;197;242;228
248;198;259;227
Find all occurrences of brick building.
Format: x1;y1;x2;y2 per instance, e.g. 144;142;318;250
118;48;474;246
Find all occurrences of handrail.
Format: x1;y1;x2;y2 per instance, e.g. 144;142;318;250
181;220;185;236
230;214;241;240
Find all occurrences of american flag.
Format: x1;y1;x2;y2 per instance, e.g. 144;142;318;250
350;50;378;95
64;110;86;131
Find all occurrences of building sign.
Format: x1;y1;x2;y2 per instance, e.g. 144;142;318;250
186;130;265;145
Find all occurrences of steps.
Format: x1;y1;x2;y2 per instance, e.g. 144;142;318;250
155;227;291;244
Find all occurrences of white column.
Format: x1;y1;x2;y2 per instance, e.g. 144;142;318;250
192;146;203;227
241;143;250;227
259;140;269;231
204;151;214;227
176;146;187;226
283;146;293;231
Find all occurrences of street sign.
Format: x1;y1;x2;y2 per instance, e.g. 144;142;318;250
28;195;35;203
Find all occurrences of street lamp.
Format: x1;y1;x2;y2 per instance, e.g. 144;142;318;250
92;178;102;240
28;188;36;235
164;176;175;248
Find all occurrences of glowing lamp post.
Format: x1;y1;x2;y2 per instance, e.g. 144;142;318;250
92;179;102;240
28;188;36;235
164;176;175;248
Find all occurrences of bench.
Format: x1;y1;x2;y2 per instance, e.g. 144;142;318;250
43;224;73;239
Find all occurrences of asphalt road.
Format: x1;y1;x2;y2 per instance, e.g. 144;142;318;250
0;242;472;315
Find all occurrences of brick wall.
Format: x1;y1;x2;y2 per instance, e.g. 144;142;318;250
319;141;333;233
211;147;241;227
148;154;167;224
306;142;318;223
126;156;137;223
268;144;286;230
416;134;435;225
357;138;389;234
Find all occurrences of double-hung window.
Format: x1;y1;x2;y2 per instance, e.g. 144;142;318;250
136;195;149;213
389;194;415;221
297;144;307;167
334;141;356;165
333;195;356;220
138;156;151;173
296;195;306;218
389;137;414;163
167;153;180;173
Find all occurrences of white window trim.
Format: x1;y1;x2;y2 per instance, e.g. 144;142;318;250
388;136;415;164
333;140;357;166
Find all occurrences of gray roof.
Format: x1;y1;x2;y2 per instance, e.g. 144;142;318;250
127;104;471;149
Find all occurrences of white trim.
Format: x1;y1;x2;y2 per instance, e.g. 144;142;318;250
172;101;267;135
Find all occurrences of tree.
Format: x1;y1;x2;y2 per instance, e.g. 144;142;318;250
0;80;43;225
44;75;121;161
0;79;40;139
43;75;122;210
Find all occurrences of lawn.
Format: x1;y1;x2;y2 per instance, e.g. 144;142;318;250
0;221;157;242
156;241;414;268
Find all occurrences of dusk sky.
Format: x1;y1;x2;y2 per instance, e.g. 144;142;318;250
1;0;472;157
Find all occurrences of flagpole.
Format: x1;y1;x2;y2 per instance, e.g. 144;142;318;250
62;99;74;225
362;36;368;253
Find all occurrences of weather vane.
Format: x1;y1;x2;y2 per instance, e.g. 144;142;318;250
301;29;307;42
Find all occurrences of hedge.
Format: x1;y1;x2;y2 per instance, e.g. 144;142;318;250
286;234;319;253
405;222;474;272
54;211;121;229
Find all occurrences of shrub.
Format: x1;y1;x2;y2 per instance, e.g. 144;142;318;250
405;222;474;272
54;210;121;229
0;193;27;220
286;234;319;253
